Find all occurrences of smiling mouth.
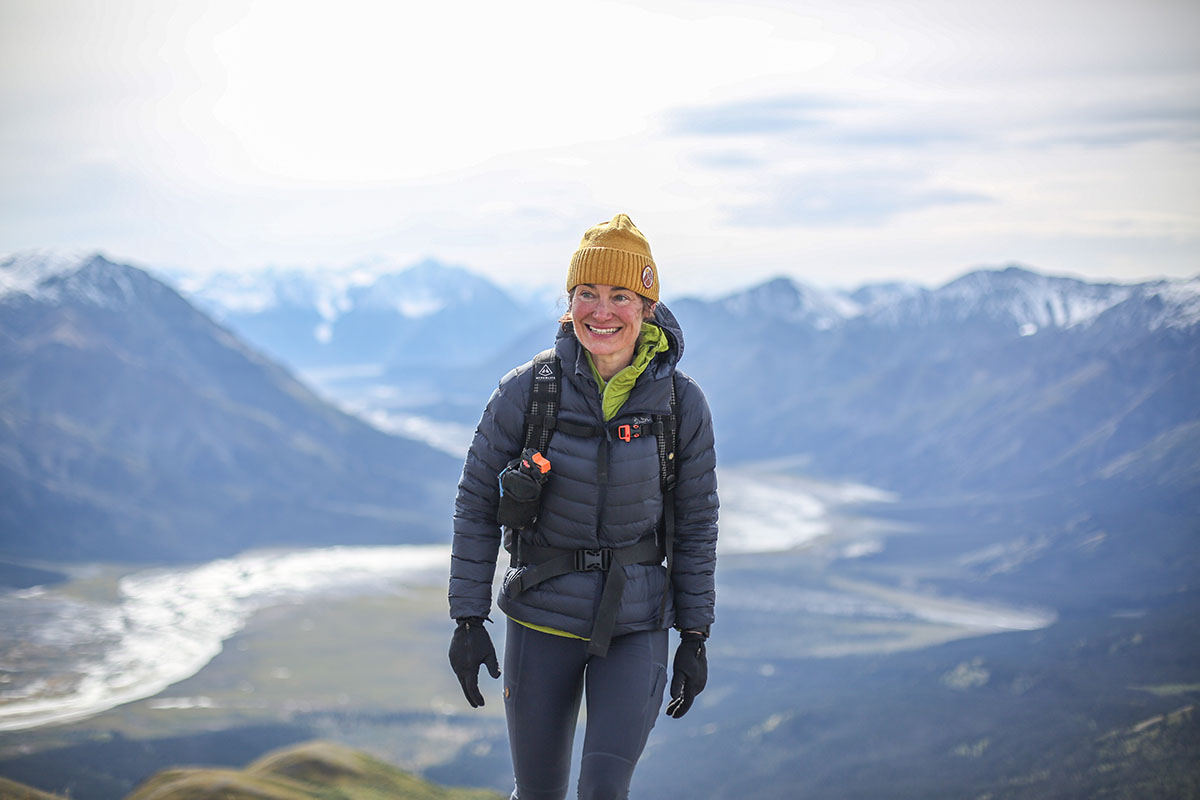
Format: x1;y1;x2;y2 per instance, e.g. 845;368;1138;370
586;325;620;335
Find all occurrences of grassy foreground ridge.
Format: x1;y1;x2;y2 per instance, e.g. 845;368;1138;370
0;774;68;800
2;740;504;800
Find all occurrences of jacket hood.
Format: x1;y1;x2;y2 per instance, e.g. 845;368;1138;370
555;302;685;381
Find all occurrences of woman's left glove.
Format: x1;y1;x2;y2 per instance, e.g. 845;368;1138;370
448;616;500;708
665;630;708;718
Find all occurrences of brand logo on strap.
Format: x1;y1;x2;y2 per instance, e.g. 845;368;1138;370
535;363;554;380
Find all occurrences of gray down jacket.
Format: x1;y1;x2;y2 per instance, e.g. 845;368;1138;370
449;303;718;641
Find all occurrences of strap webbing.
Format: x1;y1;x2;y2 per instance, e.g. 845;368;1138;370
524;349;560;454
508;536;663;657
655;375;679;625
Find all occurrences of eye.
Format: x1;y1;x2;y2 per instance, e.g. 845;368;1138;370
612;293;633;304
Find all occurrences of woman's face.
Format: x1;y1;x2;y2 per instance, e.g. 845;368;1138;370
570;284;648;364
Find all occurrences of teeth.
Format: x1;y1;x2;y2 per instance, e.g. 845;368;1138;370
588;326;619;334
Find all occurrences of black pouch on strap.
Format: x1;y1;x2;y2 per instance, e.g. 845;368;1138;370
496;449;551;530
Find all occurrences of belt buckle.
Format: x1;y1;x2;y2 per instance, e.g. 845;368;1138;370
577;549;610;571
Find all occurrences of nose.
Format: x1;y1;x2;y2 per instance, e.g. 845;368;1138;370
590;298;615;319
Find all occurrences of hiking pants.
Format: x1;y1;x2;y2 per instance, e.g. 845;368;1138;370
503;618;669;800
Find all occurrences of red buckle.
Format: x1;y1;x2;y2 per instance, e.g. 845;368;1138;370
617;424;641;443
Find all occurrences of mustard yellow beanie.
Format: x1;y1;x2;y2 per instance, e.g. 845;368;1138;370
566;213;659;302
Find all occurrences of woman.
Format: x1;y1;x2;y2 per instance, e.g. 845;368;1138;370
448;214;719;800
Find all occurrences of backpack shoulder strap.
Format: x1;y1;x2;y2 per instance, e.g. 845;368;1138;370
655;373;680;624
654;374;679;494
524;348;560;454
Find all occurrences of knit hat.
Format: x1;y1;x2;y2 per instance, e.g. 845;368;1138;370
566;214;659;302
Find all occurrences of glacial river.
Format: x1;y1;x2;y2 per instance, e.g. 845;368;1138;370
0;468;1055;732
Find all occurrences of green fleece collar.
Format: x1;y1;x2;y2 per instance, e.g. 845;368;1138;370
586;322;670;421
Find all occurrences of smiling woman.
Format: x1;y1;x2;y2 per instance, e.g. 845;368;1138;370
448;214;719;799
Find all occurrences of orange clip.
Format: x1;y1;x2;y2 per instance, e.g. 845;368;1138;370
618;424;642;442
531;452;551;474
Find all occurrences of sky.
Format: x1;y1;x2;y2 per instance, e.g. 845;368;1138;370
1;0;1197;295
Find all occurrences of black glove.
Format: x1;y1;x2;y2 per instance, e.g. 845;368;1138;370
448;616;500;708
665;630;708;718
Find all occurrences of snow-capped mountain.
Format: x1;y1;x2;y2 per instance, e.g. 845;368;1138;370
0;248;141;307
672;264;1200;503
345;258;518;316
176;265;346;316
178;257;550;369
180;257;513;320
718;276;863;330
708;265;1199;336
912;266;1136;331
0;251;460;563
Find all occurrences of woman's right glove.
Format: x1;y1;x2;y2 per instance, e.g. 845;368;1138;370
448;616;500;708
665;630;708;718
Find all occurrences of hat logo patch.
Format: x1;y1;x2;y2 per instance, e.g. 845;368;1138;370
641;265;655;289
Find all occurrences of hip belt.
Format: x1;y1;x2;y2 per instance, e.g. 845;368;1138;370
507;535;663;658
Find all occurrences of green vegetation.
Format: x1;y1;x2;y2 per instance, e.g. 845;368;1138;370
0;740;506;800
125;740;503;800
994;704;1200;799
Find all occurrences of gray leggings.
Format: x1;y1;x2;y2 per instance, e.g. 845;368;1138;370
503;618;669;800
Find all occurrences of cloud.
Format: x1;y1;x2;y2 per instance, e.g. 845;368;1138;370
1;0;1197;288
667;81;1200;161
1035;127;1200;149
666;94;839;136
725;171;994;228
835;127;974;149
690;151;769;170
666;92;977;154
1030;94;1200;148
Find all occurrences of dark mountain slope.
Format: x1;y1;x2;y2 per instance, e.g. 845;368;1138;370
629;590;1200;800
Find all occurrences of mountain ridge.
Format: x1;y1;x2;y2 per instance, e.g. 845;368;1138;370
163;256;549;369
142;248;1199;506
709;263;1200;334
4;248;1195;574
19;249;1198;342
0;253;461;563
